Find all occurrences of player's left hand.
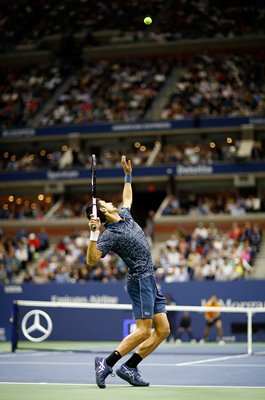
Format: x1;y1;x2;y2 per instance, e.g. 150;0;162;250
121;155;132;175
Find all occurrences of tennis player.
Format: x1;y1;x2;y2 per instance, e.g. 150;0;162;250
86;155;170;388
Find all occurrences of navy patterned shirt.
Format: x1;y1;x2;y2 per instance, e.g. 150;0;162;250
97;208;153;278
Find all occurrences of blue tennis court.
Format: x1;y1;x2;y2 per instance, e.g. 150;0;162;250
1;342;264;388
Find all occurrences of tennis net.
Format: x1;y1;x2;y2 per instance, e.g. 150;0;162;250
11;300;265;354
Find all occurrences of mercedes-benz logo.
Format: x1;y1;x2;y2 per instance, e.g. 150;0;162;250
21;310;53;342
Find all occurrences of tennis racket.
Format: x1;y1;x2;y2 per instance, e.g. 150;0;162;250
91;154;97;231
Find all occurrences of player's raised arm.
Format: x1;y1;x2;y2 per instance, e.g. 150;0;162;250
121;155;132;208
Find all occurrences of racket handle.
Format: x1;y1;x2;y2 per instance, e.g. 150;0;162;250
91;224;97;232
92;200;97;230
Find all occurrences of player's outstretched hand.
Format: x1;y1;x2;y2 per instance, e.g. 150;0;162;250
121;155;132;175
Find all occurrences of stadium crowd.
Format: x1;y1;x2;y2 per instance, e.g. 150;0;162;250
153;0;265;41
0;0;165;50
1;0;264;52
1;190;264;221
0;197;53;220
0;229;49;283
0;51;264;129
154;222;262;281
0;1;264;286
0;145;150;173
162;193;264;216
0;221;261;284
0;64;64;129
40;58;172;125
1;139;264;174
158;140;265;165
161;52;265;120
40;52;265;126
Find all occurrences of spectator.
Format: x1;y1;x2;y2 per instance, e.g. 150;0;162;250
200;294;224;344
38;229;49;251
14;240;28;270
0;261;8;283
176;312;196;343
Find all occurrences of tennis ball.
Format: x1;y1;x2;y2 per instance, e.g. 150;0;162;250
144;16;152;25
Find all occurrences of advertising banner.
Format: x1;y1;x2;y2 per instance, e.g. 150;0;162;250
1;281;264;343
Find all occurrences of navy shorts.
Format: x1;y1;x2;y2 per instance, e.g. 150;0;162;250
127;273;167;320
206;316;221;327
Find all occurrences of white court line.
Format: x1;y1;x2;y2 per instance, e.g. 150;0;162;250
176;353;250;366
0;361;92;365
0;382;264;389
255;351;265;355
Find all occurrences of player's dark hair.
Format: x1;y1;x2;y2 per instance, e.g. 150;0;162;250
86;198;107;223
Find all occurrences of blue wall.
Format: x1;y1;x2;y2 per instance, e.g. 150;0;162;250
1;115;265;138
1;281;264;343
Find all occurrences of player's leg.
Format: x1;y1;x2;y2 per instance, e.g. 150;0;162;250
95;275;155;388
166;312;175;342
187;326;195;342
115;318;153;386
116;313;169;386
94;318;152;389
215;319;224;343
116;318;152;355
134;275;170;356
116;275;169;386
176;326;184;342
128;276;170;357
136;312;170;358
202;320;212;342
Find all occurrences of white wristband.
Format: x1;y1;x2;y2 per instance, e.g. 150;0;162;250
90;230;100;241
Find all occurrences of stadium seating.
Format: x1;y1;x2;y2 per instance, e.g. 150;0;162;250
0;1;264;282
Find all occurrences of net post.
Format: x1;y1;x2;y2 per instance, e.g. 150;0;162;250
11;301;19;353
247;309;253;355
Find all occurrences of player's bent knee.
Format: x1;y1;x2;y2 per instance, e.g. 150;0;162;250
141;327;152;340
164;325;171;339
156;324;170;339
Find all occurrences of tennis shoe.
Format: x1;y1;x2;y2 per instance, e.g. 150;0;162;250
116;364;149;387
94;357;114;388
